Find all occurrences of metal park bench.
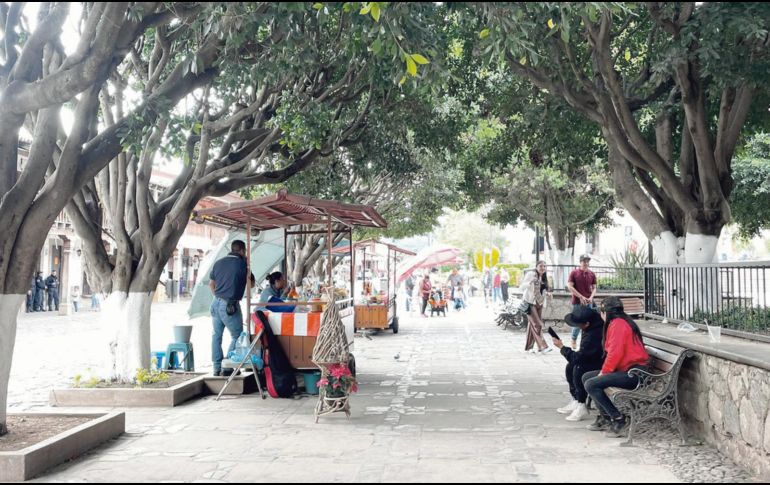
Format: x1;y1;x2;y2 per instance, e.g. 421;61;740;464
607;345;696;446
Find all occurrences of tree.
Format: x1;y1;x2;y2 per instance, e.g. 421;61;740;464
473;2;770;265
731;133;770;240
434;209;508;261
0;2;224;436
65;2;447;381
455;80;614;269
250;94;468;286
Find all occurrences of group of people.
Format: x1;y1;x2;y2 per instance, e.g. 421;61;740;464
403;268;469;318
554;298;650;438
26;270;60;312
482;267;510;305
518;254;598;354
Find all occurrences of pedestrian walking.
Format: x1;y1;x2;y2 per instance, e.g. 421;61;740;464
522;261;552;353
404;274;415;313
500;267;510;303
420;274;432;318
45;270;60;311
71;286;81;312
493;269;502;304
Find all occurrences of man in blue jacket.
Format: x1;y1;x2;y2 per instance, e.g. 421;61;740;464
551;306;605;422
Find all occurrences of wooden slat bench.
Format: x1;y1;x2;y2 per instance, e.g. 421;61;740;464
606;344;696;446
619;297;644;317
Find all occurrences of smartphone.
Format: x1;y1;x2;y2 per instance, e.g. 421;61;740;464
547;327;560;341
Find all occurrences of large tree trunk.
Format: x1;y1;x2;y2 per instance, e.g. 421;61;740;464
0;295;24;436
102;291;154;381
549;226;575;289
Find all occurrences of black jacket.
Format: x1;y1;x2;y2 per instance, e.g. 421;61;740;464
46;275;59;290
35;276;46;290
560;313;605;368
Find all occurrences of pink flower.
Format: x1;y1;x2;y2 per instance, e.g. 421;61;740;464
333;383;341;389
317;378;329;388
330;365;350;379
350;384;358;393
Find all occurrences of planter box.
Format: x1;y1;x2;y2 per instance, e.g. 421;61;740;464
0;412;124;482
49;374;206;408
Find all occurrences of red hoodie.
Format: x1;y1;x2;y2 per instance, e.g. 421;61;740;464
601;318;650;375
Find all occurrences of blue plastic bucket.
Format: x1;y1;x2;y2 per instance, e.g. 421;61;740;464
302;371;322;395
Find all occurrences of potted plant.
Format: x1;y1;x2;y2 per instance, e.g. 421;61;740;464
317;363;358;398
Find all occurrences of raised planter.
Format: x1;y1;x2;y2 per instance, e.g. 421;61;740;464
0;412;124;482
49;374;206;408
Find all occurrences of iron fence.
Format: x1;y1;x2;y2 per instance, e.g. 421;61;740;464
526;265;645;293
644;262;770;336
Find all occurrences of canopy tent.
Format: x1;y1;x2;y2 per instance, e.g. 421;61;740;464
187;229;284;319
192;189;387;325
396;245;464;284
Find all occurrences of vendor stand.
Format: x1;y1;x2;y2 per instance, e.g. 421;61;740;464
352;239;415;334
192;190;387;372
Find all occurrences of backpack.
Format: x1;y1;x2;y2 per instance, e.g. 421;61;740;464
254;311;298;398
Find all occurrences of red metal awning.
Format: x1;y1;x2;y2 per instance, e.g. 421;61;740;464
192;189;387;230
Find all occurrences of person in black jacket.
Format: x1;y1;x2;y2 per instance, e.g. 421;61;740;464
45;270;60;312
552;306;605;422
33;271;46;311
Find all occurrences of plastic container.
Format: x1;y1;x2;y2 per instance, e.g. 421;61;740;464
302;371;322;395
707;324;722;343
173;325;193;344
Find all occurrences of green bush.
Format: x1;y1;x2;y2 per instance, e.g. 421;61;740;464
692;305;770;334
597;276;644;291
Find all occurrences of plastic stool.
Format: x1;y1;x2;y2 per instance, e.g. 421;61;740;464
164;343;195;372
150;351;166;370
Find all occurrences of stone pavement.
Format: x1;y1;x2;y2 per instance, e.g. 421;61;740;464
9;300;757;482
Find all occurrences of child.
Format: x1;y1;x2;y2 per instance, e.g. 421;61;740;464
71;286;81;312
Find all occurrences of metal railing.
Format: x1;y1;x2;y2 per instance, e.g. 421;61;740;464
526;265;645;293
644;262;770;336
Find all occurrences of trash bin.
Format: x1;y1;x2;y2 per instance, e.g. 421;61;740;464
173;325;193;343
302;371;322;395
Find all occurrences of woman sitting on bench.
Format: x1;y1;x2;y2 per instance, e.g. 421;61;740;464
582;296;650;437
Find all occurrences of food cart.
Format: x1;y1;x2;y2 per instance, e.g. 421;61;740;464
352;239;415;334
192;190;387;371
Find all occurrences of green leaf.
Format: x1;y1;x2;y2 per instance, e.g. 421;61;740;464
547;19;555;30
411;53;429;65
479;28;490;39
370;3;380;22
406;56;417;77
519;56;527;65
560;28;570;43
360;3;371;15
313;3;323;10
625;49;631;61
398;75;406;86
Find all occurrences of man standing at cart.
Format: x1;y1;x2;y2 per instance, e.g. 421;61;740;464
208;240;252;377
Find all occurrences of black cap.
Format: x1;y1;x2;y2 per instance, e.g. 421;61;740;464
564;306;599;327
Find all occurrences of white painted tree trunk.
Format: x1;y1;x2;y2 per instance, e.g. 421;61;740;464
651;231;721;321
549;247;574;290
0;294;24;435
102;292;154;382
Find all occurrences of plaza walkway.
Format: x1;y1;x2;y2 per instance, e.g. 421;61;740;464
9;301;754;482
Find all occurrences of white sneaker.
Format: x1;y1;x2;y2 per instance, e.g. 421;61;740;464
566;403;590;422
540;347;553;354
557;399;579;415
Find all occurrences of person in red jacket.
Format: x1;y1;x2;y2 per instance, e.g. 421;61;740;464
420;274;432;318
582;296;650;437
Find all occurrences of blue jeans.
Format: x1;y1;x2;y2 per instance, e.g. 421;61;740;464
571;303;597;340
582;369;640;420
493;287;502;303
211;298;243;374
